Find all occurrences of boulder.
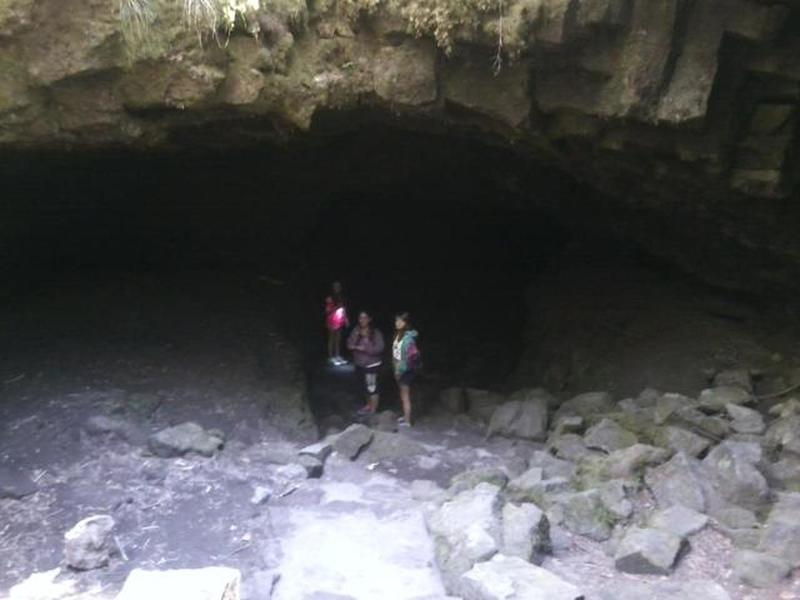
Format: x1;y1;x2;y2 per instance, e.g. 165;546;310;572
713;369;753;392
332;424;373;460
757;492;800;566
466;389;506;422
614;527;685;575
459;554;583;600
64;515;115;571
583;418;638;453
598;480;633;520
148;422;224;458
115;567;241;600
552;415;584;435
298;440;333;462
645;452;708;512
450;467;509;495
366;410;399;432
527;451;576;480
358;430;426;462
732;549;792;588
487;394;548;442
649;504;708;538
652;426;711;458
507;469;571;504
698;386;751;411
654;393;694;425
84;415;140;443
703;441;769;511
559;489;614;541
714;506;758;529
547;434;592;461
0;465;37;499
597;579;730;600
726;404;765;435
502;502;551;564
440;387;467;414
765;414;800;455
411;479;448;504
296;455;323;478
426;483;502;585
552;391;614;423
600;444;671;480
767;455;800;491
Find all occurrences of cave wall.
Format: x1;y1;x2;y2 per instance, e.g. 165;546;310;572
1;0;799;292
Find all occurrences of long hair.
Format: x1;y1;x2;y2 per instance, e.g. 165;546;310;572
394;311;411;340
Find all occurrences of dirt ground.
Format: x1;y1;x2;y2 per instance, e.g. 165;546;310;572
1;270;799;599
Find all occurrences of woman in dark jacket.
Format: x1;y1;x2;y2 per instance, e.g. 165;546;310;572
347;310;385;415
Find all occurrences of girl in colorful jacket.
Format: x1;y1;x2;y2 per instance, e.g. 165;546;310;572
392;312;420;427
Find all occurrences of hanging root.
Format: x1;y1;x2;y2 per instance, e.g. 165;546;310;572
492;0;505;75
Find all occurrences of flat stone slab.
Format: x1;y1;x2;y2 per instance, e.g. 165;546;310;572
460;554;583;600
597;578;730;600
732;549;792;588
650;504;708;538
614;527;685;575
115;567;241;600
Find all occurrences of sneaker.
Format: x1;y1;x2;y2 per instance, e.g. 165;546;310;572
327;357;338;366
356;406;375;416
397;417;411;427
336;357;349;365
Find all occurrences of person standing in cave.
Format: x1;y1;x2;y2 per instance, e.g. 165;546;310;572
324;281;349;365
348;310;385;416
393;312;420;427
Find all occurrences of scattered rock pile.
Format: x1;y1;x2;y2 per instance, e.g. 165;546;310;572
435;377;800;594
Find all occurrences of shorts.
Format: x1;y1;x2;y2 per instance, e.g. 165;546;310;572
397;370;416;387
357;364;381;395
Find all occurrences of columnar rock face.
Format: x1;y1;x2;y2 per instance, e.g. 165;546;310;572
1;0;799;290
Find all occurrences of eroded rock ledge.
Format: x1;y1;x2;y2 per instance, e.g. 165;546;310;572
1;1;799;290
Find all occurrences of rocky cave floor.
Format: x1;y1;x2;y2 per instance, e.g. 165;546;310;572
1;271;800;600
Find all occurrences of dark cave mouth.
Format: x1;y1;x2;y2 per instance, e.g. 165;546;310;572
0;121;776;395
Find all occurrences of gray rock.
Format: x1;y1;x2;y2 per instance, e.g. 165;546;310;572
703;441;769;511
674;407;731;438
650;504;708;538
527;451;576;480
757;492;800;566
559;489;614;541
440;387;467;414
115;566;241;600
598;480;633;521
714;506;758;529
358;430;426;462
0;465;37;499
450;467;509;495
552;415;584;435
732;550;792;587
614;527;685;575
426;483;502;588
332;424;373;460
654;393;694;425
411;479;447;504
296;455;323;478
64;515;115;571
583;418;638;453
459;554;583;600
552;391;614;423
466;389;506;422
507;469;571;504
85;415;140;443
366;410;399;432
726;404;765;434
765;414;800;455
767;455;800;491
636;388;661;407
600;444;671;480
487;394;548;442
713;369;753;392
250;485;272;505
597;579;730;600
502;502;551;564
645;452;708;512
148;422;224;458
699;386;751;411
652;426;711;458
299;440;333;462
547;434;592;461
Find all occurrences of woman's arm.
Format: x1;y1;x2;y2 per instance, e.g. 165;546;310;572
346;328;361;351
